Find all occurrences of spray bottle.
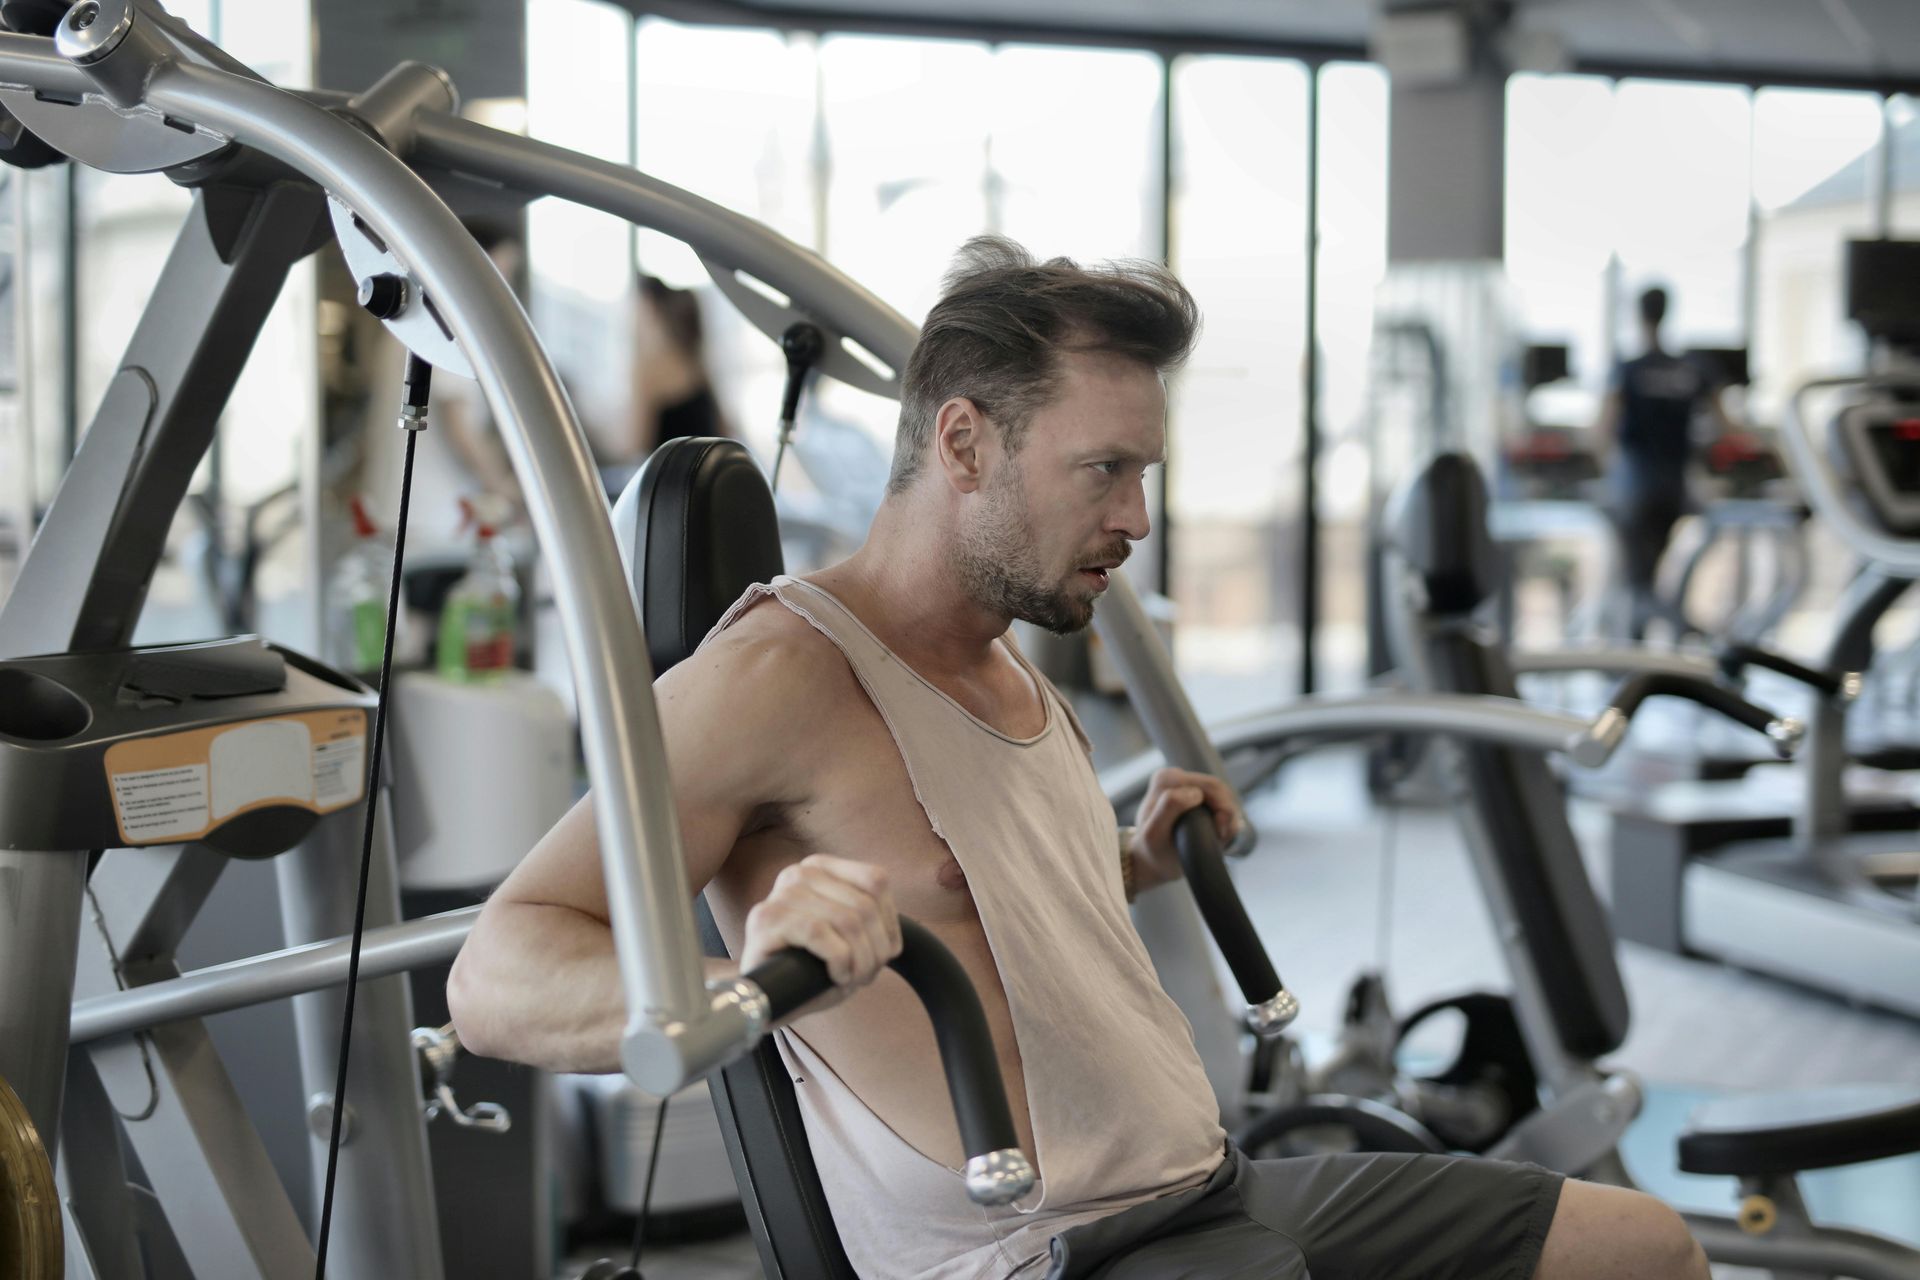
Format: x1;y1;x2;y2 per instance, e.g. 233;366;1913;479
437;497;519;682
326;495;394;675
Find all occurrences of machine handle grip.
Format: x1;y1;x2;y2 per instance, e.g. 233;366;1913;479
1605;672;1804;758
1173;808;1299;1037
1714;643;1856;704
743;918;1034;1205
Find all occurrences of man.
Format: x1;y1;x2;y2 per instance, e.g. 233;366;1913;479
450;238;1707;1279
1595;285;1734;641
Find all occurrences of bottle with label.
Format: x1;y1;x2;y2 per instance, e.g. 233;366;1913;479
437;498;519;682
326;496;394;676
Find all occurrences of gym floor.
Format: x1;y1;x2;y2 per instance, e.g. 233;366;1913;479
569;746;1920;1279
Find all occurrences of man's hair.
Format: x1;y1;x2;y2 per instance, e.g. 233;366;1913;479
888;236;1200;492
1638;286;1669;329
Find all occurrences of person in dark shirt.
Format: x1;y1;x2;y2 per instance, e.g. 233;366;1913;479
625;273;729;457
1594;286;1732;640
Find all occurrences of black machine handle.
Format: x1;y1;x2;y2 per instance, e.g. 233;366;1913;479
1173;808;1299;1038
744;917;1035;1205
1715;642;1856;703
1605;672;1804;758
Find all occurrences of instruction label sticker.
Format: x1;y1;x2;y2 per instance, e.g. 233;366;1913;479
110;764;211;842
103;709;369;846
312;734;364;808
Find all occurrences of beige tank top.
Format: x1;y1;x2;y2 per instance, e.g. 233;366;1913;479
705;576;1225;1280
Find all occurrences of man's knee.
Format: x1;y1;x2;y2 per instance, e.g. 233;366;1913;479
1535;1181;1708;1280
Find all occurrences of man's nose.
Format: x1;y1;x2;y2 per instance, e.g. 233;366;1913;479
1111;474;1151;542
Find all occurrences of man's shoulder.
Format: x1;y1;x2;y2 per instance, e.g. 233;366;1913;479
658;592;859;726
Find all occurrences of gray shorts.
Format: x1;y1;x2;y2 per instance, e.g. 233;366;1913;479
1045;1144;1564;1280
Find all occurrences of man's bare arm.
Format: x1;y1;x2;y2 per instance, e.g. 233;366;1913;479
448;610;900;1072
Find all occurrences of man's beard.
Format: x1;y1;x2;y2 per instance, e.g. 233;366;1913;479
954;473;1110;635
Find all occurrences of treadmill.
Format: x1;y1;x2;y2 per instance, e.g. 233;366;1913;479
1611;239;1920;1016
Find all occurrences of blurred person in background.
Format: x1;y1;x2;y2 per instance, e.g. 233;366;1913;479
622;273;730;458
1594;285;1734;640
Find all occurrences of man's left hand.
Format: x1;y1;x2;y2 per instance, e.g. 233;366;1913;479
1130;768;1245;894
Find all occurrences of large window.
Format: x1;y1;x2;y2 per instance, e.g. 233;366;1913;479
46;1;318;647
620;22;1171;570
1505;74;1616;415
1165;55;1309;710
529;0;637;449
1505;72;1902;653
612;25;1385;697
1749;88;1882;425
1609;80;1752;354
1892;95;1920;233
1313;61;1390;693
990;45;1163;263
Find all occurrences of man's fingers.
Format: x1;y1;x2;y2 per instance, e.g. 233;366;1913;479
745;898;854;982
1149;769;1244;843
751;862;895;989
793;860;898;968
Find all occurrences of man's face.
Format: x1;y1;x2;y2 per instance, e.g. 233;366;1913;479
954;350;1165;634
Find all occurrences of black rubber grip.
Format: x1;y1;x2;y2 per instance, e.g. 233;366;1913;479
747;944;834;1022
1173;807;1284;1006
744;917;1021;1160
1715;643;1847;700
1606;672;1778;737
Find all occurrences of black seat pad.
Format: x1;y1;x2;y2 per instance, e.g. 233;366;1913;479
1386;451;1502;614
610;435;784;674
1679;1084;1920;1176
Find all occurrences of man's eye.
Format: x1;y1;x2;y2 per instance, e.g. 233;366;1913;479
1092;461;1121;476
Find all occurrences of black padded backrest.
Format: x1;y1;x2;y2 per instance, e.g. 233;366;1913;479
1384;451;1501;616
610;436;785;675
1423;627;1632;1059
610;438;855;1278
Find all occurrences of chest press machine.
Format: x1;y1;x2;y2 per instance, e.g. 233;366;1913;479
0;4;1058;1275
0;3;1321;1274
0;6;1902;1277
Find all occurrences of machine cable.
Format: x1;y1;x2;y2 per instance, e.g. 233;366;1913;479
628;1093;670;1273
312;351;432;1280
769;321;825;490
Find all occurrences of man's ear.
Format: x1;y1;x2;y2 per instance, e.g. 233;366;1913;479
933;397;988;495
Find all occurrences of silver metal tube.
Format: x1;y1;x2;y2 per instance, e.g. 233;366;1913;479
276;803;442;1279
1207;695;1593;762
1100;694;1598;808
1685;1215;1920;1280
69;908;477;1045
0;31;99;97
0;850;87;1153
1094;571;1234;782
343;61;457;152
407;109;918;385
1509;648;1716;680
140;60;717;1059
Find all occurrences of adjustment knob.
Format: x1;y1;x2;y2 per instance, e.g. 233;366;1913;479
357;272;409;320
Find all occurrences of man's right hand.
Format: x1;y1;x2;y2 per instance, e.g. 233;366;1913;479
740;854;903;1011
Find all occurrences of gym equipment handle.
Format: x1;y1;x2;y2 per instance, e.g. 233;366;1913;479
1604;672;1804;758
744;917;1036;1206
1173;807;1299;1038
1715;643;1856;704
